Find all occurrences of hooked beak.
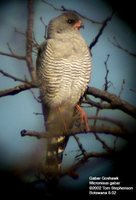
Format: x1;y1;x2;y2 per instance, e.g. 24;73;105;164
74;20;84;30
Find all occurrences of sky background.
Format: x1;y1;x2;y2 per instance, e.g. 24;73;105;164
0;0;136;191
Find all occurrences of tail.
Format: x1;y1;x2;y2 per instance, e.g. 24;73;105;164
46;135;69;178
45;104;74;178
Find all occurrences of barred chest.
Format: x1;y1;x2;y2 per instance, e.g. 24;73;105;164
37;35;92;107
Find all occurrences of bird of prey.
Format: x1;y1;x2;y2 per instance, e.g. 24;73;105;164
36;11;92;178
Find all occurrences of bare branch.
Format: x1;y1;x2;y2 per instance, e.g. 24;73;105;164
103;54;112;91
26;0;36;82
0;82;36;97
118;79;126;97
0;81;135;120
73;135;87;158
61;151;116;178
6;42;15;54
40;17;48;39
32;32;40;50
14;27;26;36
89;11;114;50
84;95;111;109
21;129;45;139
91;55;114;129
30;89;41;103
110;37;136;57
33;112;43;115
87;87;136;119
42;0;103;24
0;51;26;60
93;132;114;153
76;12;103;24
42;0;63;11
0;69;28;83
113;137;118;151
88;115;128;132
20;124;132;140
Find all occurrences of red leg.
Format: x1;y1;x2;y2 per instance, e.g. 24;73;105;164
76;104;90;132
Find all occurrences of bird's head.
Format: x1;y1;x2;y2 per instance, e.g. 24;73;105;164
47;11;84;38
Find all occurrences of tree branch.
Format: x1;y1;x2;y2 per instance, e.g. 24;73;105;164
0;0;36;83
84;95;111;109
88;115;128;132
42;0;102;24
26;0;36;82
87;87;136;119
0;51;26;60
110;37;136;57
61;151;116;178
0;69;27;83
20;124;132;140
118;79;125;97
0;82;35;97
73;135;88;158
0;82;136;120
103;54;112;91
89;11;114;50
14;27;26;36
93;132;114;153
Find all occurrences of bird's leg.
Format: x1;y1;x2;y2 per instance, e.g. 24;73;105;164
76;104;90;132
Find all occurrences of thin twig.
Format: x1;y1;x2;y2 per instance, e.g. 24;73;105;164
0;69;27;83
33;112;43;115
30;89;41;103
110;36;136;57
103;54;111;91
118;79;125;97
7;42;15;54
42;0;103;24
32;32;40;50
73;135;87;158
0;51;26;60
40;17;48;39
93;133;114;153
89;11;114;50
113;137;118;151
14;27;25;36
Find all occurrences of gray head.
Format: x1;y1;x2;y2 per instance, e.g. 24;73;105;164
47;11;84;38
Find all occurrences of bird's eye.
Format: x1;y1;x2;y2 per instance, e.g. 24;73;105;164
67;19;75;24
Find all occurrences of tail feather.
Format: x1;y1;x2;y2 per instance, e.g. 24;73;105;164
45;104;74;176
46;136;69;175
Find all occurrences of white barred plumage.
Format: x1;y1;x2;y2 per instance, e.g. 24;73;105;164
36;12;92;177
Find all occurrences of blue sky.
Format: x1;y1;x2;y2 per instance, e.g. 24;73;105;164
0;0;136;189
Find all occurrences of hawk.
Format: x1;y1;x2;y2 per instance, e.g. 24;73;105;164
36;11;92;177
